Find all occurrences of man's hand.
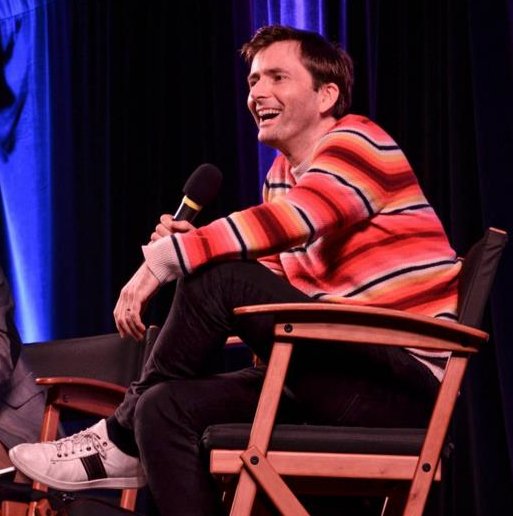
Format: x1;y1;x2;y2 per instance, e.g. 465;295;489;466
150;214;195;242
114;262;160;341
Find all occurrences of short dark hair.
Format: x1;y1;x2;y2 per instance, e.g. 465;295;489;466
241;25;354;119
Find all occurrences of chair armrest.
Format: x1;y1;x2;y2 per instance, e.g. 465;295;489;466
234;303;487;353
36;376;127;394
36;376;127;418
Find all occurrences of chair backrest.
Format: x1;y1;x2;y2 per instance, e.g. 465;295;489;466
457;227;508;327
12;327;160;514
22;326;159;387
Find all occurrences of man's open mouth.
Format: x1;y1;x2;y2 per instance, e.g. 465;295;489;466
257;108;280;123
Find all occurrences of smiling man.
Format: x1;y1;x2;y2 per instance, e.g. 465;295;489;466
247;38;341;166
9;25;461;515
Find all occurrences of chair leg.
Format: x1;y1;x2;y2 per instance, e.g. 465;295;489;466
120;488;138;511
31;499;56;516
240;447;308;516
26;481;48;516
1;500;30;516
230;469;259;515
0;442;37;516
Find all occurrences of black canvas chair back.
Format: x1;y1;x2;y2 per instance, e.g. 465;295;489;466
457;227;508;327
204;227;508;516
23;326;159;388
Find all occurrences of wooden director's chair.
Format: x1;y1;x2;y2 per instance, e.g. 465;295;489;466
204;227;508;515
1;327;159;516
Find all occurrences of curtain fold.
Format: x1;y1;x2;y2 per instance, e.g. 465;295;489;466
467;0;513;502
0;0;54;341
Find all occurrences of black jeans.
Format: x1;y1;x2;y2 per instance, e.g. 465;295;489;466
114;261;439;515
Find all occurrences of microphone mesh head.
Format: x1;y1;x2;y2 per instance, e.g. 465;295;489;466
183;163;223;207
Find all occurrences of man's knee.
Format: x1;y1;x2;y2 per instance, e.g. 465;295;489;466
133;383;175;445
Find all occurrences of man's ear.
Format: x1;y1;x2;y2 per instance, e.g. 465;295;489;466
318;82;340;115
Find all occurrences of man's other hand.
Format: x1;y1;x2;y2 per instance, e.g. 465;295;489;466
114;262;160;341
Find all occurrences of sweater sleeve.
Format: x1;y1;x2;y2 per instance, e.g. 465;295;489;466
143;129;404;284
258;253;285;276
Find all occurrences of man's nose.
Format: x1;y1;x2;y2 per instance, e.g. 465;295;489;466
249;78;270;100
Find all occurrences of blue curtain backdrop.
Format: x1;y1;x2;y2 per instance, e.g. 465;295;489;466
0;0;512;514
0;0;54;341
1;0;113;342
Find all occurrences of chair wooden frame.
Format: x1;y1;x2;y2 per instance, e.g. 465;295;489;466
15;328;162;515
29;377;136;514
7;328;245;516
209;227;508;515
209;303;488;516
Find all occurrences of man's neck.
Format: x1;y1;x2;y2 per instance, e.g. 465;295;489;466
283;116;338;167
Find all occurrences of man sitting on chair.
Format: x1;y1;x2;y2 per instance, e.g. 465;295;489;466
9;25;461;515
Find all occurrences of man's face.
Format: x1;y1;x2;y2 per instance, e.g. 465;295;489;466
247;40;325;156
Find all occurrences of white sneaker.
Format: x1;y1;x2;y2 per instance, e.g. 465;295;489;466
9;419;145;491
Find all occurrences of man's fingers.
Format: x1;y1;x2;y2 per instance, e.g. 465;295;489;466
160;213;174;226
114;293;145;341
156;224;172;237
115;307;145;341
151;219;194;242
170;220;195;233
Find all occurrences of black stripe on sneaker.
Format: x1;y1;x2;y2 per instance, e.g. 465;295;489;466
81;453;108;480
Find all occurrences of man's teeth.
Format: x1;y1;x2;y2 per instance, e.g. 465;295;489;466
258;109;280;121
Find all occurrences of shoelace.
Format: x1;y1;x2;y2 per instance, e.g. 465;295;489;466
53;429;108;459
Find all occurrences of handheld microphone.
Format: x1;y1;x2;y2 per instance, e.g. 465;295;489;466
174;163;223;222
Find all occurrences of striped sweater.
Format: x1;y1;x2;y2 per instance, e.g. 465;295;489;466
144;114;461;379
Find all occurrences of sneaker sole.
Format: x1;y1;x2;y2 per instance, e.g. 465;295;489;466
9;450;146;491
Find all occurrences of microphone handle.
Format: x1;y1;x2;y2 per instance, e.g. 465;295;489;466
174;195;202;222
